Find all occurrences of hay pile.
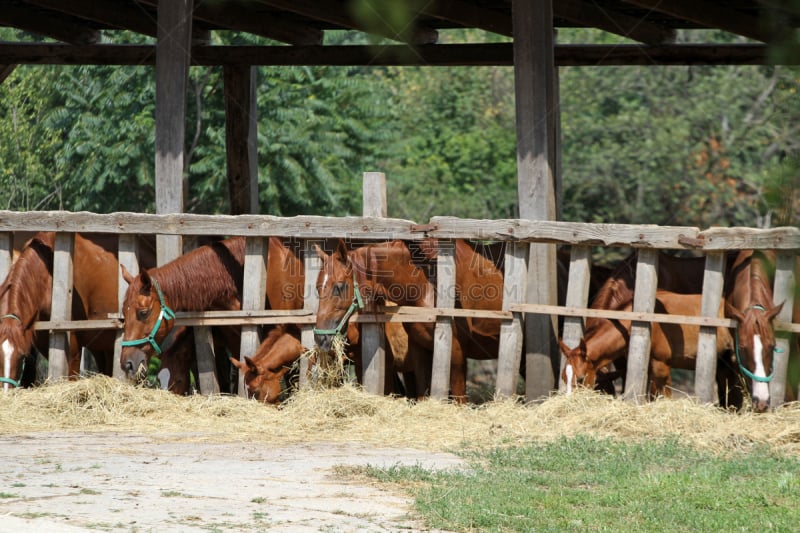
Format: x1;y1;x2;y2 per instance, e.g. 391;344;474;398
2;375;800;456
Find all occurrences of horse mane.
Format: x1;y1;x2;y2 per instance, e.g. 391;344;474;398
259;323;296;352
4;235;55;329
149;237;245;311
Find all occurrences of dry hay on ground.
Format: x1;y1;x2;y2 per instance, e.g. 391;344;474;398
2;375;800;456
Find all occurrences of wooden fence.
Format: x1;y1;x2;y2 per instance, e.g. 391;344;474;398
2;184;799;407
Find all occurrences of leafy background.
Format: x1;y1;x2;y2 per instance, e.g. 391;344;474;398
1;27;798;228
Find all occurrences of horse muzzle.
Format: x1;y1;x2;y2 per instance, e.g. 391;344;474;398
121;348;148;381
314;333;334;352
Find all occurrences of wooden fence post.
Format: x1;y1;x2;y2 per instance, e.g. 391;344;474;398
694;252;725;404
623;248;658;403
361;172;387;395
496;241;528;397
48;232;74;380
558;246;592;391
0;232;12;282
300;238;321;389
113;234;140;381
771;251;796;408
238;237;268;396
431;240;455;399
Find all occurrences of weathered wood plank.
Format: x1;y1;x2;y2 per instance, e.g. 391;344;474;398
623;249;658;403
0;232;12;282
694;252;725;404
300;239;321;389
113;234;139;380
699;226;800;250
238;237;268;396
770;251;796;408
360;172;388;395
48;232;74;380
558;246;592;392
194;325;220;395
509;303;736;327
224;65;259;216
431;242;455;399
496;241;527;397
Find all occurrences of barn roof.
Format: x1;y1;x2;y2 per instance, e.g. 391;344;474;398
0;0;797;69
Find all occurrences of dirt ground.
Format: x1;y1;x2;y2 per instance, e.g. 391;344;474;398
0;432;464;532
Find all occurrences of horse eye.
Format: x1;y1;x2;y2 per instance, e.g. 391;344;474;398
136;309;150;320
332;282;347;297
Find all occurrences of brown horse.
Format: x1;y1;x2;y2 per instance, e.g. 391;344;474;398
722;250;783;412
560;287;734;401
120;236;304;392
314;238;507;402
0;232;154;391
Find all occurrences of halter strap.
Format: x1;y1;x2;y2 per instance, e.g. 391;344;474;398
120;277;176;355
312;271;364;338
1;314;21;323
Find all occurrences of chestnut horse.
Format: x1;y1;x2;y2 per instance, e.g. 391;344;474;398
314;238;507;402
0;232;154;391
120;236;304;392
560;287;734;401
722;250;783;412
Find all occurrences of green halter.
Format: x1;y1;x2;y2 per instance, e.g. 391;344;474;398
120;278;176;356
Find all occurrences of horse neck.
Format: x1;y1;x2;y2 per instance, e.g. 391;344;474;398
5;246;53;326
454;239;504;309
352;243;433;307
152;243;243;311
584;316;631;366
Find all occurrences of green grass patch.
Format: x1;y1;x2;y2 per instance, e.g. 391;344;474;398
362;436;800;532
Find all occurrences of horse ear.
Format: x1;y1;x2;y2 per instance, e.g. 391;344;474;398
725;301;745;323
558;339;573;356
314;244;329;261
139;270;152;294
767;301;785;321
244;355;259;372
333;239;348;262
120;265;135;286
229;356;245;371
579;338;587;353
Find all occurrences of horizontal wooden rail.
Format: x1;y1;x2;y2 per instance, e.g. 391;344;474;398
509;303;738;328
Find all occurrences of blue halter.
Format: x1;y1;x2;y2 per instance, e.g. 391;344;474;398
120;278;176;356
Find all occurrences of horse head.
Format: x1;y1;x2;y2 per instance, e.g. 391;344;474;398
725;300;784;412
559;338;596;394
0;312;35;391
119;265;176;381
313;240;362;352
230;326;304;403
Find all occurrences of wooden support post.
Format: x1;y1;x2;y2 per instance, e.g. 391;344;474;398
361;172;387;395
770;251;796;408
154;0;193;264
558;246;592;391
431;241;455;399
238;237;268;396
48;233;74;380
623;248;658;403
300;239;321;389
512;0;560;400
695;252;725;404
113;234;140;381
224;65;259;216
496;241;528;397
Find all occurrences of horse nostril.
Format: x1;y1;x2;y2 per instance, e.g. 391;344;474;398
314;334;332;352
123;360;134;373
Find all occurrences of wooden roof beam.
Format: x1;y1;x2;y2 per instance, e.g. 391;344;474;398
0;4;99;44
255;0;438;44
420;0;512;37
137;0;322;46
24;0;158;37
555;0;675;45
621;0;773;43
0;64;16;84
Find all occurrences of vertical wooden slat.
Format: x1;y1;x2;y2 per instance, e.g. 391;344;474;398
695;252;725;404
558;246;592;391
113;234;140;381
0;232;12;282
770;251;796;408
623;248;659;403
496;241;528;397
512;0;559;400
224;65;259;216
361;172;388;394
155;0;193;264
238;237;268;396
431;241;455;399
48;233;74;380
194;326;220;395
300;239;321;389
